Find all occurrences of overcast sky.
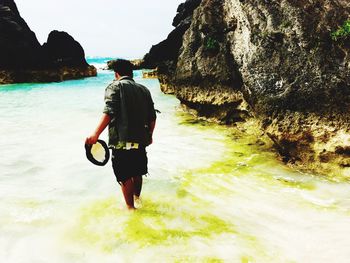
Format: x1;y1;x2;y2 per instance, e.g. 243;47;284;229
15;0;184;58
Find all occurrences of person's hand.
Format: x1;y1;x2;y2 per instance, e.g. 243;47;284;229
85;134;99;145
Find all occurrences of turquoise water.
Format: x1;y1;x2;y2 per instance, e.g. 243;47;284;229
1;58;350;262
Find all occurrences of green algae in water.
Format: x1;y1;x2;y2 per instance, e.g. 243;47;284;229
241;255;255;263
180;113;350;181
181;118;320;192
69;109;346;261
174;257;224;263
70;197;237;252
67;117;288;260
274;176;316;191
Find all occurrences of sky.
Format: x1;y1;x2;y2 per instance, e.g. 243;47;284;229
15;0;184;58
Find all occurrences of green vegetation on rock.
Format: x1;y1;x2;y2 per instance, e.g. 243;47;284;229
204;37;220;52
331;20;350;41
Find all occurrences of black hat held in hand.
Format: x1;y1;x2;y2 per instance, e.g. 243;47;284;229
85;140;110;166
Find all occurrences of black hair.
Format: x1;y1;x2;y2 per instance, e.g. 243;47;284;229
111;59;133;77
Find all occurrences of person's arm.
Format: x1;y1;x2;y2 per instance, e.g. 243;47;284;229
147;93;157;144
85;113;111;145
149;120;156;134
148;120;156;145
85;82;119;145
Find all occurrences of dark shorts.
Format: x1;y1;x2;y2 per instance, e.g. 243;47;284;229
111;148;148;184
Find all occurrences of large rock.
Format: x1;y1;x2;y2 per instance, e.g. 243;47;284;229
42;30;88;68
144;0;350;175
142;0;202;69
0;0;96;83
0;0;43;69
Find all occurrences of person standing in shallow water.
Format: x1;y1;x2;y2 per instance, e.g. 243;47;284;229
86;59;157;210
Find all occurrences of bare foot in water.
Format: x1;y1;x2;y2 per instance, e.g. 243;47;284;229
127;205;136;211
134;195;142;209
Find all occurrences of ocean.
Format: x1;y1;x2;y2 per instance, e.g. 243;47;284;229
0;57;350;262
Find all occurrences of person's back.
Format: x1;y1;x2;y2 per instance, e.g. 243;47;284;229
117;77;155;146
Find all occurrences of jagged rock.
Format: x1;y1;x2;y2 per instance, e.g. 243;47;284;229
142;0;202;69
172;0;202;27
143;0;350;175
0;0;96;83
0;0;43;69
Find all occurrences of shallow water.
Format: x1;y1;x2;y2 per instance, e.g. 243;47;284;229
1;58;350;262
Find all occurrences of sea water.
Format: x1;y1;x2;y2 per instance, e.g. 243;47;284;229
1;58;350;263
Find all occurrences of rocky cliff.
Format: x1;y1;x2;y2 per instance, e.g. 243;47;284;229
0;0;96;84
143;0;350;176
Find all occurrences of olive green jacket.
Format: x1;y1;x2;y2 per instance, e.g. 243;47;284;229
103;76;156;147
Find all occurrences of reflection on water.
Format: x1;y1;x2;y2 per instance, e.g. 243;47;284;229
1;62;350;262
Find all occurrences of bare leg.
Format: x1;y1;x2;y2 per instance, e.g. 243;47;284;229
121;178;135;210
132;175;143;208
132;175;142;198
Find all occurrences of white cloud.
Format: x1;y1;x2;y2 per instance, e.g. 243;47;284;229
15;0;183;58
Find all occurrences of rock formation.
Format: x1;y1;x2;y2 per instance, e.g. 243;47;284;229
107;59;143;71
42;30;89;68
0;0;96;84
143;0;350;175
142;0;201;69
